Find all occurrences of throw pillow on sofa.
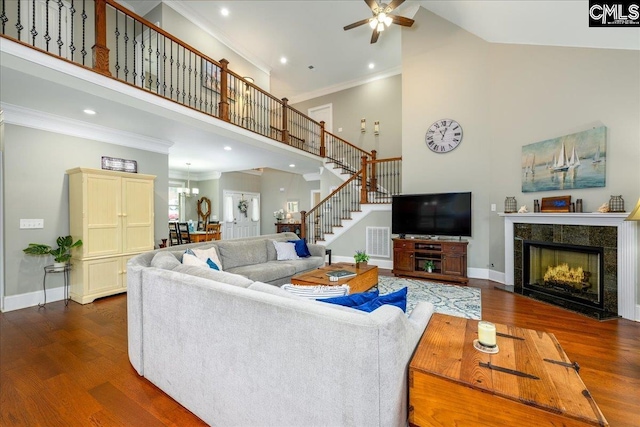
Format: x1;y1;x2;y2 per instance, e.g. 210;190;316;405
191;247;223;271
353;287;408;313
288;239;311;258
320;289;379;307
150;251;181;270
273;241;299;261
183;252;210;268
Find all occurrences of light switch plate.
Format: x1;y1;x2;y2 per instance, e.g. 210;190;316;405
20;219;44;229
491;204;496;212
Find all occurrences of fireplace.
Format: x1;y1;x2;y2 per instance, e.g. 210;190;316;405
523;241;604;312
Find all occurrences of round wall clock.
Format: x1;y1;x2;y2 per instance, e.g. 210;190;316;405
425;119;463;153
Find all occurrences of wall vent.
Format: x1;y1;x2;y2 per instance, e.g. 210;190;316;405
366;226;390;258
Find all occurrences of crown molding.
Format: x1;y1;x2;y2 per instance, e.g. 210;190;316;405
163;0;272;77
288;66;402;105
303;172;321;182
169;170;221;181
1;103;173;154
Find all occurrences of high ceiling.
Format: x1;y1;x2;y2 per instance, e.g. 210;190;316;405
3;1;637;176
125;0;639;102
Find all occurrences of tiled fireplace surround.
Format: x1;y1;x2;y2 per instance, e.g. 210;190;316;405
501;213;638;321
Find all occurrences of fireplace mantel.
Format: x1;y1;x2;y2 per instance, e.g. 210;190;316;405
499;212;638;321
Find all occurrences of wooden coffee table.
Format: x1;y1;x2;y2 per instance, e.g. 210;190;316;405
290;262;378;294
409;313;608;426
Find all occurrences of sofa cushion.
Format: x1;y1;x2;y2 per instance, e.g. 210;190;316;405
288;239;311;258
273;241;299;261
353;287;408;313
216;239;268;269
172;264;253;288
150;251;181;270
279;257;326;273
227;261;295;283
281;284;350;299
320;289;379;307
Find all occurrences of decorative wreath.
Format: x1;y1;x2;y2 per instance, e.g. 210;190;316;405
238;199;249;217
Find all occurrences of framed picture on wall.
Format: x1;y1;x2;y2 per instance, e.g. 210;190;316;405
202;60;235;101
521;126;606;193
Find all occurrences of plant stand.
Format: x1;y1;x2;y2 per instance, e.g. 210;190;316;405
40;264;71;307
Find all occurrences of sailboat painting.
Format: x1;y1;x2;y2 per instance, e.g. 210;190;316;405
522;126;606;193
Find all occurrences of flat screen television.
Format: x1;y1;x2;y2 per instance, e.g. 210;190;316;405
392;192;472;238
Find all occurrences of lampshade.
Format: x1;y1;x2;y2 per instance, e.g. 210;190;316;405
369;19;377;29
625;198;640;221
384;16;392;26
377;22;385;32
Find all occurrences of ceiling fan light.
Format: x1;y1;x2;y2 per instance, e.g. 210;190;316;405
369;18;377;29
377;22;385;32
384;16;393;26
378;12;387;22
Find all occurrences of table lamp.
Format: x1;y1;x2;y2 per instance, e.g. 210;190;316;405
625;198;640;221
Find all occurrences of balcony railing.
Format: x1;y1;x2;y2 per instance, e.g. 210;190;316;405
1;0;401;226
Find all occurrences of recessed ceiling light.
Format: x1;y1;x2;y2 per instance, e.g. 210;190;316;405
224;146;232;151
280;57;287;64
368;63;375;69
220;8;229;16
289;164;295;168
83;109;96;115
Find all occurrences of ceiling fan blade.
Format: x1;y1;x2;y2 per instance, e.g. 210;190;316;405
370;28;380;44
365;0;380;14
384;0;405;13
391;15;414;27
344;18;372;31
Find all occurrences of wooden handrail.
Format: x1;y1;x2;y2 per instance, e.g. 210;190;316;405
325;130;371;157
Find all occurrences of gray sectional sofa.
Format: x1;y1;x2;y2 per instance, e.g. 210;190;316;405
127;233;434;427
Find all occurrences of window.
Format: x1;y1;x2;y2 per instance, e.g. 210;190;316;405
168;184;182;221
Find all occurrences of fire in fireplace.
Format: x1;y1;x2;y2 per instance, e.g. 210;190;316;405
523;240;604;311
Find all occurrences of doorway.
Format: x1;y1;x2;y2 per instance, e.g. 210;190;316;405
222;190;260;239
308;104;333;133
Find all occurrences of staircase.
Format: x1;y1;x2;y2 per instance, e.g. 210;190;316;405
301;154;402;245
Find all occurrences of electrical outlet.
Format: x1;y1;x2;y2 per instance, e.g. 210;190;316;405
20;219;44;229
491;204;496;212
338;127;343;132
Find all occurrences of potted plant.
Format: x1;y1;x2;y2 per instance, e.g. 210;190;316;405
23;235;83;271
424;260;435;273
354;250;369;268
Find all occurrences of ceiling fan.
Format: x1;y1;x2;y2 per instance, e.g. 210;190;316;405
344;0;415;44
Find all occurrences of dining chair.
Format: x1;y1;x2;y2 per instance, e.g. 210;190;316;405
205;223;221;241
168;222;181;246
178;222;192;244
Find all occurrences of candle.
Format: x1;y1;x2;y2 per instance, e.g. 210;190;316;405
478;321;497;347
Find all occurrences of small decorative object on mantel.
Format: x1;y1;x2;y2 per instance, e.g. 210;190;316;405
518;205;528;213
504;197;517;213
541;195;571;212
534;199;540;212
608;195;625;212
597;203;610;213
576;199;583;213
101;156;137;173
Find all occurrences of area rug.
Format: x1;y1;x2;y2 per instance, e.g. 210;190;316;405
376;276;481;319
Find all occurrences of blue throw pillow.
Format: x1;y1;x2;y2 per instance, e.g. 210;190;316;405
206;258;220;270
288;239;311;258
352;287;408;313
320;289;379;307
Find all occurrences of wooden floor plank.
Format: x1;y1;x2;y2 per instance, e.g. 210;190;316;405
1;273;638;426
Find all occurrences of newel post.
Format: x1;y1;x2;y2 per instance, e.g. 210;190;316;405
281;98;290;144
360;156;369;204
370;150;378;195
218;59;230;122
92;0;111;76
319;121;326;158
300;210;307;240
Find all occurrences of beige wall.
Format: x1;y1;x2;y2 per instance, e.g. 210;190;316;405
292;75;402;158
3;125;168;297
402;7;640;274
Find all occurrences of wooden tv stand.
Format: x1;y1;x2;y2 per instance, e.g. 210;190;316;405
392;238;468;284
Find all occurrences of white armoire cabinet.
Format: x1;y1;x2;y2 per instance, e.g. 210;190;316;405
67;167;155;304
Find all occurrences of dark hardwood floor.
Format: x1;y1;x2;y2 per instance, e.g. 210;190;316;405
1;276;639;426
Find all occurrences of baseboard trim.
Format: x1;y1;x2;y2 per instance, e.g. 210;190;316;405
2;287;65;312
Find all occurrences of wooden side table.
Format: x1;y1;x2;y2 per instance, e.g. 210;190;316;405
409;314;608;426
